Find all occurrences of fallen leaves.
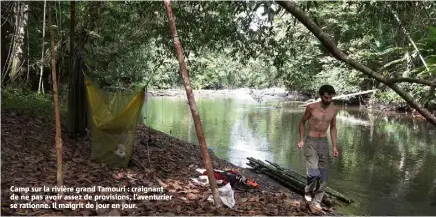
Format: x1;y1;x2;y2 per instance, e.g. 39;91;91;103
1;109;338;216
186;193;197;200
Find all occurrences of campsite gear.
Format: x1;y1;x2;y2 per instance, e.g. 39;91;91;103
191;169;237;208
207;183;236;208
202;169;259;189
85;78;145;168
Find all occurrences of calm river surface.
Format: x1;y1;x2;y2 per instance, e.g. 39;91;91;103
143;95;436;216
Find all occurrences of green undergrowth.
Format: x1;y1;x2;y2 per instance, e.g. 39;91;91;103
1;88;68;123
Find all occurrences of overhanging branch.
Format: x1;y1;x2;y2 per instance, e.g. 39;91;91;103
387;77;436;87
275;0;436;126
275;1;387;83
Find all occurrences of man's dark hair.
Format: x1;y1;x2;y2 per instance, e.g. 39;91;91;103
318;85;336;96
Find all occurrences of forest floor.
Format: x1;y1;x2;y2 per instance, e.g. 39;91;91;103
1;108;342;216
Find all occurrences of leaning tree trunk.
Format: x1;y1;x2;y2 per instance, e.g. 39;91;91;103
276;1;436;127
163;0;222;207
48;3;64;187
9;1;28;85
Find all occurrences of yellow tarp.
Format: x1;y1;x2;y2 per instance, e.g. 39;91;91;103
85;78;145;168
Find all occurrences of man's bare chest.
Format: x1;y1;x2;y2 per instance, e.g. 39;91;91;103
310;108;335;123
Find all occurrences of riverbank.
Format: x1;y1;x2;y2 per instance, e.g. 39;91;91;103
147;88;436;116
1;108;340;216
147;87;310;102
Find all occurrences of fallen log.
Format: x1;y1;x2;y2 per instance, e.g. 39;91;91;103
247;157;354;204
265;159;306;181
248;162;304;190
300;89;378;107
248;158;306;186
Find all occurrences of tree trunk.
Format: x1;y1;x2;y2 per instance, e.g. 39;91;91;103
276;0;436;127
67;0;76;136
163;0;222;207
9;1;28;85
26;26;29;84
38;0;46;93
48;3;64;187
68;0;87;138
70;1;76;57
1;2;15;85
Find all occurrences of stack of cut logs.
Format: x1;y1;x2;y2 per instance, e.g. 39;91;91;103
247;157;354;204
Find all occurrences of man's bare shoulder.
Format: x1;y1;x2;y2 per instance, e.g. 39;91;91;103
308;102;320;110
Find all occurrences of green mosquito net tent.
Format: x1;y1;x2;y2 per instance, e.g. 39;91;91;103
85;78;145;168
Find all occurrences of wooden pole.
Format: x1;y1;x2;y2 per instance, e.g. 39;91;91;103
48;3;64;187
163;0;221;207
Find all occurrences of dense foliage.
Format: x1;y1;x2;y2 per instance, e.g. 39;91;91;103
1;1;435;106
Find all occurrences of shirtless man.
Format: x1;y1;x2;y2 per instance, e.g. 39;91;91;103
297;84;339;211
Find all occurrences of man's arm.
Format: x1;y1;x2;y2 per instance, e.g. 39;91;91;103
330;109;338;149
299;105;312;142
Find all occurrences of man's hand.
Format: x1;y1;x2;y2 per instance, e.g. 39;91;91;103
333;147;339;157
297;141;304;149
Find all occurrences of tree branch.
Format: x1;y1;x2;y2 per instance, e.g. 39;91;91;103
275;0;436;126
275;1;387;82
387;77;436;87
387;3;429;71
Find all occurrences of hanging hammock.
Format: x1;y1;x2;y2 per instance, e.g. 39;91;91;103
85;78;146;168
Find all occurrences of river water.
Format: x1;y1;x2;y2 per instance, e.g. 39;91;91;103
142;95;436;216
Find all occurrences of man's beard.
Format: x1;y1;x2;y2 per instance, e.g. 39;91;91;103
321;100;331;106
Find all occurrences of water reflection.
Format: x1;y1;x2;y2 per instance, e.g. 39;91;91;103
227;120;272;167
143;97;436;216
